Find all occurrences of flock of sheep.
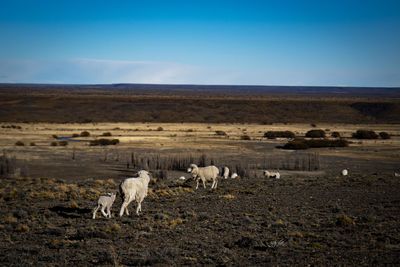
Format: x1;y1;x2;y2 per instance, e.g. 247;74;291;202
93;164;350;219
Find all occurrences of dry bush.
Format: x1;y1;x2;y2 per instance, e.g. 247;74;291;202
15;141;25;146
379;131;391;139
50;141;58;146
331;131;341;138
90;139;119;146
59;141;68;146
240;135;251;140
72;133;79;137
80;131;90;137
305;129;326;138
264;131;295;139
102;132;112;136
215;130;227;136
352;129;378;139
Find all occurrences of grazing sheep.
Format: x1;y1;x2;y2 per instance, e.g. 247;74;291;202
187;163;219;189
222;166;230;179
92;192;116;219
264;170;280;179
341;169;348;176
119;170;151;217
179;176;186;180
394;172;399;177
231;172;238;179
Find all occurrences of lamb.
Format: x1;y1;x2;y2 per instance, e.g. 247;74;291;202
264;170;280;179
92;192;116;219
231;172;238;179
187;163;219;189
119;170;151;217
341;169;348;176
222;166;230;179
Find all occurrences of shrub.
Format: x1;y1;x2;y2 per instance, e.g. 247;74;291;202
352;130;378;139
379;132;391;139
157;127;163;131
90;139;119;146
215;130;227;136
282;138;348;150
15;141;25;146
305;129;326;138
240;135;251;140
72;133;79;137
331;131;341;138
80;131;90;137
59;141;68;146
30;142;36;146
101;132;112;136
50;141;58;146
264;131;295;139
52;134;58;139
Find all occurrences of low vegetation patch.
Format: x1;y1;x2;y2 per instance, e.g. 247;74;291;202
331;131;341;138
282;138;348;150
215;130;227;136
264;131;296;139
89;139;120;146
101;132;112;136
240;135;251;140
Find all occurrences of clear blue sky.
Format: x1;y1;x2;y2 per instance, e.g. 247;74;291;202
0;0;399;86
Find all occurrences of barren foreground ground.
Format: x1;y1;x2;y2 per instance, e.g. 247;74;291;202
1;122;400;265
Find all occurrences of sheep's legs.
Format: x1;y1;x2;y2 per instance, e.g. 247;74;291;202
136;201;142;215
196;180;199;190
100;207;108;218
203;179;206;189
92;205;99;219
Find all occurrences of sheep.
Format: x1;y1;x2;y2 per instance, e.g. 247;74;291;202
231;172;238;179
222;166;230;179
119;170;151;217
179;176;186;180
264;170;280;179
341;169;348;176
187;163;219;189
92;192;116;219
394;172;399;177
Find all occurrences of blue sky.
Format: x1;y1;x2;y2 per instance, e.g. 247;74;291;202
0;0;399;86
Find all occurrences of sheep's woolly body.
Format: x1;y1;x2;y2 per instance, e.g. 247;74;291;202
93;192;116;219
341;169;348;176
119;170;151;216
188;164;219;189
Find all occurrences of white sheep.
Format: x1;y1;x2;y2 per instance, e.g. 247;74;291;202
179;176;186;180
92;192;116;219
231;172;238;179
341;169;348;176
395;172;400;177
222;166;230;179
264;170;280;179
119;170;151;217
187;163;219;189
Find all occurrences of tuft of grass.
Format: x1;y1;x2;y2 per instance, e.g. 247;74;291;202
5;215;18;224
240;135;251;140
170;218;183;227
220;194;235;199
291;231;303;238
15;224;29;232
336;214;355;226
50;141;58;146
102;132;112;136
312;242;324;249
379;131;391;139
68;201;79;209
30;142;36;146
59;141;68;146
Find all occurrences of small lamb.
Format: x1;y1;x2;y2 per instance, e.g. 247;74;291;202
93;192;116;219
341;169;348;176
231;172;238;179
264;170;280;179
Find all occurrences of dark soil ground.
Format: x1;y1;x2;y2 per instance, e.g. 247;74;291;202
1;169;399;266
